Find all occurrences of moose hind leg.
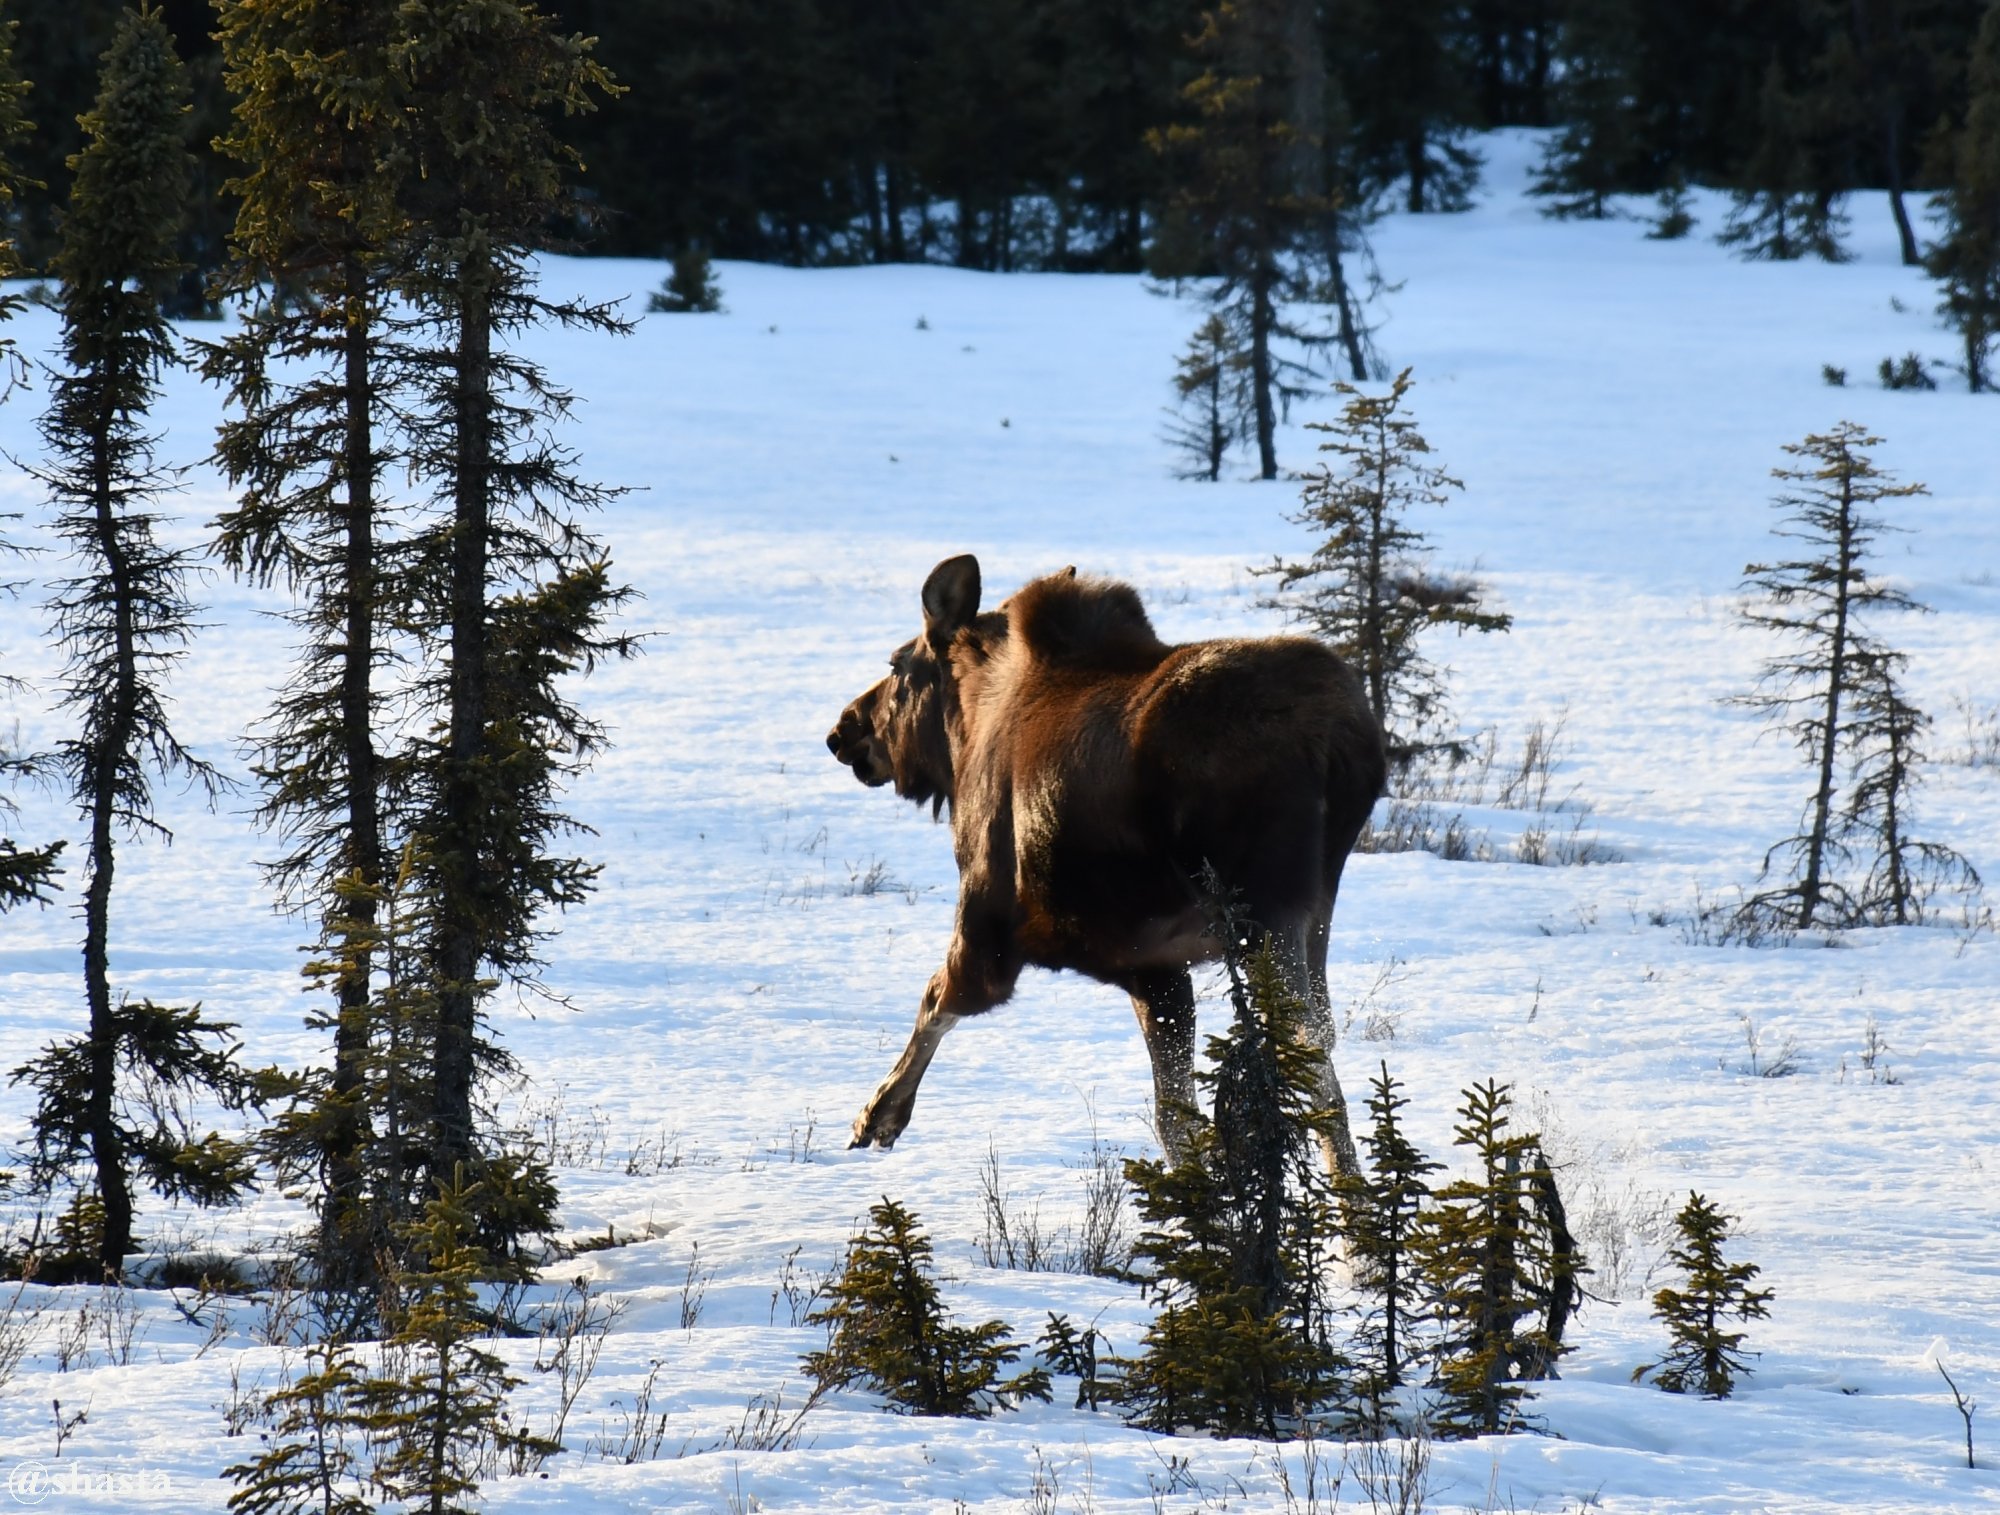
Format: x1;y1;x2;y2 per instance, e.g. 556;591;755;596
850;967;965;1150
1125;968;1197;1165
1276;919;1361;1181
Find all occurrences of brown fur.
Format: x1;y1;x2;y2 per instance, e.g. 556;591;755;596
827;555;1387;1172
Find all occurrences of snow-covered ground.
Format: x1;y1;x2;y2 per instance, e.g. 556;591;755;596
0;131;1996;1512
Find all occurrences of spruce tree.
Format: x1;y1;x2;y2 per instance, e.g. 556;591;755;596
1413;1081;1581;1438
1924;3;2000;393
206;0;413;1307
224;1341;375;1515
1528;0;1640;220
11;6;255;1279
1340;0;1481;213
1164;311;1250;481
388;0;635;1227
365;1169;553;1514
0;0;32;396
1337;1061;1441;1433
646;247;724;313
804;1196;1051;1416
1841;654;1980;925
1149;0;1371;479
1730;424;1927;932
1118;929;1345;1438
1718;56;1850;262
1260;369;1508;766
1634;1192;1772;1399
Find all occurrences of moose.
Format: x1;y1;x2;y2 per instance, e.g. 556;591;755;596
826;555;1387;1175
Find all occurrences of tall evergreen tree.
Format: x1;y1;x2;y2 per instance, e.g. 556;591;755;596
1150;0;1369;479
1730;424;1927;931
1925;3;2000;393
1718;55;1851;261
1529;0;1640;219
1340;0;1481;213
1260;369;1508;766
12;5;255;1278
206;0;412;1305
0;0;32;393
389;0;635;1222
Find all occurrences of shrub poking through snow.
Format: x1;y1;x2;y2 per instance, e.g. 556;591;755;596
1337;1062;1441;1435
1634;1192;1772;1399
1260;368;1508;768
1118;910;1345;1439
224;1341;374;1515
1413;1080;1584;1438
804;1197;1050;1417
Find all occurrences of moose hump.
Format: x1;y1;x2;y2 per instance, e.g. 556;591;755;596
1003;568;1166;670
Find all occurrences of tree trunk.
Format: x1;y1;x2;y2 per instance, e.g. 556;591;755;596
84;386;139;1278
1799;476;1856;927
329;249;382;1276
1250;258;1278;479
431;256;493;1184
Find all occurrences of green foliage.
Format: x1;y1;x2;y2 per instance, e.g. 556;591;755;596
1118;930;1344;1438
1337;1061;1441;1432
1260;368;1507;765
1925;5;2000;392
0;0;33;386
1528;0;1640;220
1647;177;1696;241
1877;352;1937;390
387;0;635;1206
1039;1312;1117;1411
18;6;248;1277
1717;57;1849;263
1338;0;1481;213
1164;310;1250;481
1730;424;1928;932
804;1196;1051;1417
646;247;724;313
1635;1192;1772;1399
365;1169;555;1514
1840;655;1980;926
1149;0;1376;478
1412;1080;1581;1438
224;1341;375;1515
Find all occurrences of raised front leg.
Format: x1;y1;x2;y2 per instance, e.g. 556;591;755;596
850;946;1013;1150
1125;968;1198;1165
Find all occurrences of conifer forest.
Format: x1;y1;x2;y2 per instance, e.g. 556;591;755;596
0;1;1995;1511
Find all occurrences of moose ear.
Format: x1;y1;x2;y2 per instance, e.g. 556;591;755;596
1060;565;1077;579
921;554;981;642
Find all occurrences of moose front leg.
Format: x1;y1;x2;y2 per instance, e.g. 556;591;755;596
850;954;1009;1150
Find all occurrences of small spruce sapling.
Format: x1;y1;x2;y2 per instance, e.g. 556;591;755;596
647;246;724;313
1840;655;1980;925
1413;1080;1583;1438
224;1341;374;1515
804;1196;1050;1417
1729;424;1928;932
1634;1192;1771;1399
1337;1061;1440;1434
1117;911;1346;1439
1261;369;1507;766
1164;312;1249;481
365;1167;556;1513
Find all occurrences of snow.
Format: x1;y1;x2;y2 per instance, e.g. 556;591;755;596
0;128;1996;1512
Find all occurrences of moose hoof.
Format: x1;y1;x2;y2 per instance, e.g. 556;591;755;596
849;1102;907;1150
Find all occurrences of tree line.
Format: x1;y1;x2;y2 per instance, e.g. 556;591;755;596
7;0;1999;280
